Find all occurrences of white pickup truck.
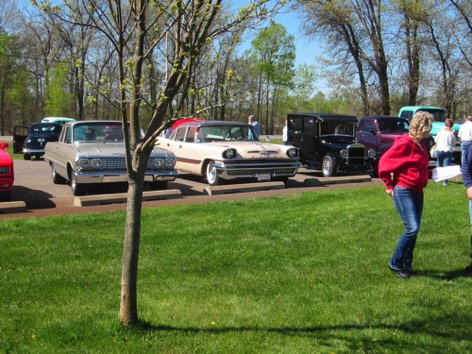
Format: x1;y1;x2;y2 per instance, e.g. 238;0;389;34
44;120;177;196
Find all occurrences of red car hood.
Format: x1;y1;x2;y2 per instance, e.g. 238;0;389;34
0;147;13;165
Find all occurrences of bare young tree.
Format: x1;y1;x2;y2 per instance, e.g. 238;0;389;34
33;0;285;326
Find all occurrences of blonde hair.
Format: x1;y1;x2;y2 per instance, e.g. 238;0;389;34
409;111;433;140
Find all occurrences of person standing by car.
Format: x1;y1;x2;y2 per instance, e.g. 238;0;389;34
378;111;433;279
248;115;260;138
435;119;457;185
460;143;472;273
458;115;472;165
282;119;288;144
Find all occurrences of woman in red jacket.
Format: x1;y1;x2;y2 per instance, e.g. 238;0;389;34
378;111;433;279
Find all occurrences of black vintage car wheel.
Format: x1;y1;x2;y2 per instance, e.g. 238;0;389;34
70;173;87;196
322;155;337;177
23;154;31;160
205;160;220;186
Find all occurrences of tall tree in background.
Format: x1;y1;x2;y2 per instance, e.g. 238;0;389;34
295;0;371;114
395;0;422;105
0;31;15;135
45;61;75;116
248;23;295;134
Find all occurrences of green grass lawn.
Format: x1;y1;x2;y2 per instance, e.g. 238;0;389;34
1;180;472;353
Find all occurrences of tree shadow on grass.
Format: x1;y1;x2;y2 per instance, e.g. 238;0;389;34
415;268;472;280
129;315;472;352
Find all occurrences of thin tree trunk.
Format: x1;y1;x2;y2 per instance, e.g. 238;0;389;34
119;158;146;325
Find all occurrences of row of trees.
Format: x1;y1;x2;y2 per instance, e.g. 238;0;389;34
1;1;470;137
294;0;472;119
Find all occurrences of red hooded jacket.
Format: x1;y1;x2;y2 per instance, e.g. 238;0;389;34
378;134;430;192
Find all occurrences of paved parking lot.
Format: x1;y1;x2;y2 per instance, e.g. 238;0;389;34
2;157;381;218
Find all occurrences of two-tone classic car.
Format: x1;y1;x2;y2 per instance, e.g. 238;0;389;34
43;120;178;196
0;141;14;201
156;120;301;185
286;113;376;177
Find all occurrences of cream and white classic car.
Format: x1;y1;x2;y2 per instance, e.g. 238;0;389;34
44;120;177;195
156;120;301;185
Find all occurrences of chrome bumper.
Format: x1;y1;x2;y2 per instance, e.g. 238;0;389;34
23;148;45;154
214;161;301;180
75;170;177;184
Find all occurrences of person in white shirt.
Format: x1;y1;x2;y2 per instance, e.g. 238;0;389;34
435;119;457;185
458;115;472;165
282;119;288;144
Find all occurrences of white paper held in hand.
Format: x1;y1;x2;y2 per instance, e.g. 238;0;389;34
432;165;462;182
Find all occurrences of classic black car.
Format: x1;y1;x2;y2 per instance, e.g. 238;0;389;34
21;123;63;160
286;113;375;177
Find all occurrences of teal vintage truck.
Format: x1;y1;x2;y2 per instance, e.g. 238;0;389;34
398;105;461;162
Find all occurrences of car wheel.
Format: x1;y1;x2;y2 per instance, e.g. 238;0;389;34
150;181;168;190
205;160;220;186
51;165;66;184
70;173;86;196
23;154;31;160
322;155;337;177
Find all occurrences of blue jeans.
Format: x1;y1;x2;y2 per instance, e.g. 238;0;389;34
390;185;424;272
436;150;453;184
436;150;452;167
462;141;472;166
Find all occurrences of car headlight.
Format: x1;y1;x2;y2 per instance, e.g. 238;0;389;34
78;159;90;169
340;149;348;159
164;158;175;170
152;158;163;169
286;147;298;158
0;166;9;174
222;148;237;159
91;159;102;169
368;149;376;158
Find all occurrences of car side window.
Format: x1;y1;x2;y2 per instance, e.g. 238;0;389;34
362;121;376;132
304;118;317;135
174;127;186;142
400;111;412;120
64;127;71;143
289;117;302;132
185;127;196;143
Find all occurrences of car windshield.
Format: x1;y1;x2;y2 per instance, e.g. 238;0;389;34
320;122;356;137
378;119;409;133
197;125;258;142
422;109;447;122
74;123;124;142
29;124;61;134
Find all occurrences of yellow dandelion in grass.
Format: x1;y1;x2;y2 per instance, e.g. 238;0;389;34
210;321;217;327
32;333;36;340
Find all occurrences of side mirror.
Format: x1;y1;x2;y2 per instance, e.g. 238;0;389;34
0;141;9;149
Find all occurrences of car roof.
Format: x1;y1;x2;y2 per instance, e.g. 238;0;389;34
399;106;445;111
361;115;408;121
66;120;122;127
41;117;76;122
174;120;252;128
287;112;357;122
